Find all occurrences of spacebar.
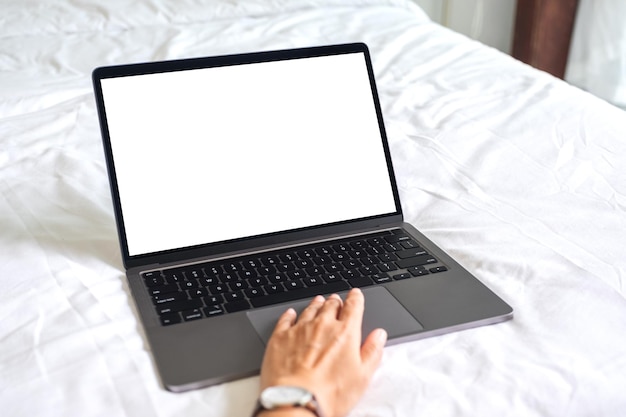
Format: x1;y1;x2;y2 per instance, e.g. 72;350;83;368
251;281;351;308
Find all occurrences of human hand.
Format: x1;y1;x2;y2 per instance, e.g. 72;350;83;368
258;288;388;417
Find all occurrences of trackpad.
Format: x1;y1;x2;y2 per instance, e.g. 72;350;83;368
247;286;424;345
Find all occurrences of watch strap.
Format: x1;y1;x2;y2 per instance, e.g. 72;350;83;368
251;391;324;417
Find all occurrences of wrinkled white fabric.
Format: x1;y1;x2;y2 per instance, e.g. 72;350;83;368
566;0;626;109
1;1;625;416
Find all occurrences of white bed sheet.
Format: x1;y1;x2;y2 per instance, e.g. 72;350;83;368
1;1;625;416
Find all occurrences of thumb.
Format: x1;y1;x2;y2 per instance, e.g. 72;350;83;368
360;328;387;375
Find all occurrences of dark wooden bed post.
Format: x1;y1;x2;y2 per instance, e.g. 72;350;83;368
512;0;579;79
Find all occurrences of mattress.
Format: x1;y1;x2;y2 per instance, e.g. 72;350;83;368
1;0;625;416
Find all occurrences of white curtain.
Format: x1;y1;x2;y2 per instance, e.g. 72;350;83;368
565;0;626;109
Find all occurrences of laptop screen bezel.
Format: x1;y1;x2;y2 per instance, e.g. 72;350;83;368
92;43;403;269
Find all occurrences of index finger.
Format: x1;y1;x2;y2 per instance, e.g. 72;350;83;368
272;307;296;334
338;288;365;326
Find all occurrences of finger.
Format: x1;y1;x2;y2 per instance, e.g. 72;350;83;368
360;328;387;375
317;293;343;319
297;295;325;323
328;293;343;305
339;288;365;326
272;308;296;334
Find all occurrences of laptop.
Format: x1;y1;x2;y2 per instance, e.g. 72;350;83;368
92;43;513;392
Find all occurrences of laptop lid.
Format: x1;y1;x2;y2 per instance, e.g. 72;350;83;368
93;43;403;269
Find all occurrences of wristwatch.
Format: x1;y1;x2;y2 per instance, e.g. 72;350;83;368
252;385;325;417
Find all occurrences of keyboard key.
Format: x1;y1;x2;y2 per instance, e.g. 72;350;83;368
350;240;367;249
371;273;392;283
203;264;222;276
188;288;209;298
204;294;223;305
265;283;285;294
378;253;398;262
143;272;164;287
224;262;240;272
304;276;323;286
203;305;224;317
200;276;219;285
331;253;348;262
251;281;350;308
400;240;420;249
297;249;315;259
184;268;203;279
429;266;448;274
294;259;313;269
286;270;306;280
224;291;244;302
208;284;228;294
333;243;350;252
224;300;251;313
361;256;378;266
258;265;277;275
396;255;438;269
260;256;278;266
160;313;182;326
164;270;185;282
149;284;179;296
313;255;332;265
180;279;200;290
359;265;379;275
242;258;260;269
384;233;412;243
396;248;428;259
340;270;361;280
143;271;162;280
349;249;367;258
284;279;305;290
343;259;361;269
408;266;429;276
244;287;265;298
306;266;325;276
383;243;400;252
348;276;374;288
218;273;238;283
315;247;332;256
239;270;255;279
393;272;412;280
248;276;268;287
276;263;295;272
279;253;296;262
156;298;203;315
229;280;249;291
153;292;186;304
268;273;287;284
366;246;383;256
367;237;386;246
182;308;203;321
326;263;344;272
322;273;341;283
378;262;397;272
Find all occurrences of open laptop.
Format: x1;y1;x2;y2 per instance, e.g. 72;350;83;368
92;43;513;392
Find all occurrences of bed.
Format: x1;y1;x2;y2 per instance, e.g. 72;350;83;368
2;0;625;416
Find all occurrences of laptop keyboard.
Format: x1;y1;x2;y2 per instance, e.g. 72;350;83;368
142;229;448;326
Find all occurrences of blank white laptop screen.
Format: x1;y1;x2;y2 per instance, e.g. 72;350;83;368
100;52;397;256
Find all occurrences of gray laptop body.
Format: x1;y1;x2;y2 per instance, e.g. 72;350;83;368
92;43;513;392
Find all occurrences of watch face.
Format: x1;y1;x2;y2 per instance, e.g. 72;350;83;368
260;386;313;408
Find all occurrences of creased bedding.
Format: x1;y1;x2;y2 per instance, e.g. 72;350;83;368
1;1;625;416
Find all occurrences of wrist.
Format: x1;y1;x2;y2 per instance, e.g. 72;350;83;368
253;385;325;417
